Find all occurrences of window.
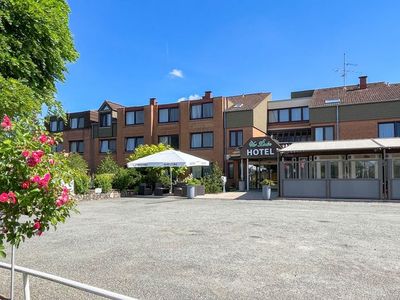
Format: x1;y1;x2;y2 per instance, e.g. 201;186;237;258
52;143;63;152
69;141;84;153
50;120;64;132
394;160;400;179
125;110;144;125
100;139;116;153
159;107;179;123
70;117;84;129
379;122;400;138
228;163;234;179
191;132;213;148
100;113;112;127
353;160;378;179
125;137;144;152
229;130;243;147
279;109;289;122
269;129;311;143
159;135;179;149
190;103;213;119
302;107;309;121
268;107;309;123
291;108;302;121
192;165;212;178
314;126;334;141
268;110;278;123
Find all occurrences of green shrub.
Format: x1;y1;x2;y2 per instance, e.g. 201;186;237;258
97;154;119;175
74;172;90;194
94;173;114;193
201;164;223;193
112;168;141;191
67;153;89;173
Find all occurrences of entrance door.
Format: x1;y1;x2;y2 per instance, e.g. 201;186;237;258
248;160;278;189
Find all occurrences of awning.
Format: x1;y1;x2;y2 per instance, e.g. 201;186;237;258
373;138;400;149
279;138;400;154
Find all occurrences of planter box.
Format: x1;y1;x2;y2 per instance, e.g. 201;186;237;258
180;184;205;197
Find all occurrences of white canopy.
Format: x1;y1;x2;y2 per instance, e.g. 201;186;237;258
127;150;209;193
127;149;209;168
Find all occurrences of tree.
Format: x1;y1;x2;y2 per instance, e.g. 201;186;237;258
128;143;172;160
67;153;89;174
202;164;223;193
0;0;78;118
96;154;120;175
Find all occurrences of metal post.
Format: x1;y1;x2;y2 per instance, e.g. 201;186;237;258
169;166;173;194
246;158;249;191
240;159;243;181
23;273;31;300
10;245;15;300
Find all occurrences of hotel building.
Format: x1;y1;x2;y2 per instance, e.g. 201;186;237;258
49;76;400;199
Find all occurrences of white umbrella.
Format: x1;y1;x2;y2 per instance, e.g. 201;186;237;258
127;149;210;192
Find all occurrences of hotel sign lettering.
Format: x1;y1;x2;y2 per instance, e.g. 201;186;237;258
240;136;281;159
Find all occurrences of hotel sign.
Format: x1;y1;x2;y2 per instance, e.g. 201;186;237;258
240;136;281;159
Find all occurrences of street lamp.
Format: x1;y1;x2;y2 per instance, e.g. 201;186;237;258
324;99;341;140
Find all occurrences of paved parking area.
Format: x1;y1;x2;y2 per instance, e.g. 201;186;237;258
1;198;400;299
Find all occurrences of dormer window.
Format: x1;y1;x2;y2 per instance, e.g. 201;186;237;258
100;113;112;127
70;117;84;129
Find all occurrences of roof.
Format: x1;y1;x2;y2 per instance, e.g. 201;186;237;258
279;138;400;153
310;82;400;107
100;100;125;111
225;93;269;112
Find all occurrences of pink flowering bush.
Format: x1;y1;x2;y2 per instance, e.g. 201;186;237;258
0;115;76;257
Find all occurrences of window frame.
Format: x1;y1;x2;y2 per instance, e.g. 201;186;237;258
229;130;243;147
158;107;179;123
228;162;234;179
314;126;334;141
50;120;64;132
99;139;116;153
190;132;214;149
378;122;400;138
158;135;180;149
268;106;309;123
99;112;112;128
70;117;85;129
190;102;213;120
125;110;144;126
125;136;144;152
69;140;84;153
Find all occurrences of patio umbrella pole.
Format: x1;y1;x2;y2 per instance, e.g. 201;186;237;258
169;166;173;194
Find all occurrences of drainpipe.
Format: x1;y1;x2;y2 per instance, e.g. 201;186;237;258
223;98;227;175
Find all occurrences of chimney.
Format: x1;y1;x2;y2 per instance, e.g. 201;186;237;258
149;97;157;105
359;76;368;89
203;91;212;99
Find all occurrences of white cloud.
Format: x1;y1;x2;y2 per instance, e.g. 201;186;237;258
177;94;201;102
169;68;184;78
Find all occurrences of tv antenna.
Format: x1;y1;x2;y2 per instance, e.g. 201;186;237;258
334;53;357;87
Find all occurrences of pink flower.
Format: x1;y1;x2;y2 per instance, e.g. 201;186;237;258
26;150;45;167
48;159;55;165
22;150;30;158
33;220;41;230
0;193;8;203
31;174;51;189
37;230;43;236
1;115;12;131
21;181;30;189
0;192;17;204
39;134;48;144
7;192;16;204
56;186;70;207
47;138;55;146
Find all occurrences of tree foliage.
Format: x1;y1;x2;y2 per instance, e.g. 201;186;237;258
0;0;78;117
96;154;120;175
201;164;223;193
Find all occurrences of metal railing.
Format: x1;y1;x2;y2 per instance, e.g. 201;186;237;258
0;262;137;300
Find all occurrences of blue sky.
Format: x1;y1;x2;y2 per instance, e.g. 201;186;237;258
58;0;400;112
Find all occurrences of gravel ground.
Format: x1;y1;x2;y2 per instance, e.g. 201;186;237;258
1;198;400;300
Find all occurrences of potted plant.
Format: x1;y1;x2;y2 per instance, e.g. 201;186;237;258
261;179;275;200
